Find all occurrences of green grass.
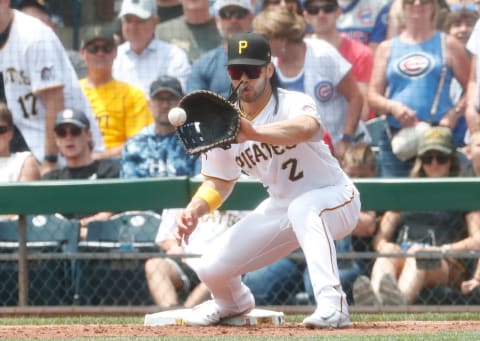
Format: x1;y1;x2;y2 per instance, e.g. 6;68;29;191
0;313;479;340
0;312;478;325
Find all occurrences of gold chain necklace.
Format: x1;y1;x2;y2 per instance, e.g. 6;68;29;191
238;91;272;121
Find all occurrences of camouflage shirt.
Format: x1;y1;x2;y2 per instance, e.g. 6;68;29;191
120;125;200;178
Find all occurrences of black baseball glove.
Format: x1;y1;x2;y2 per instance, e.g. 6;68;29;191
175;90;242;155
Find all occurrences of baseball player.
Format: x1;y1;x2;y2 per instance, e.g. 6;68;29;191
175;32;361;328
0;1;104;173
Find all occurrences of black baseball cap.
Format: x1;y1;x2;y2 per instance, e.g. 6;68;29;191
227;33;271;66
81;25;116;48
55;109;90;129
149;76;184;98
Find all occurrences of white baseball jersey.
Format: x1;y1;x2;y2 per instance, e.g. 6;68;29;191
0;11;104;161
201;89;351;204
194;88;361;314
113;38;191;98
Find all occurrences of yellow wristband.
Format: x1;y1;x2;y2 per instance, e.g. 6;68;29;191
193;186;222;212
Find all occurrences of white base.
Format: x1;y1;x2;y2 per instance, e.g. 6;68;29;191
144;308;285;327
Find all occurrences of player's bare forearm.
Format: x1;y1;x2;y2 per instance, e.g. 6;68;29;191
238;115;321;145
38;86;63;155
337;72;362;136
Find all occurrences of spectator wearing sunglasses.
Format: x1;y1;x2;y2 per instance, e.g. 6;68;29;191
387;0;466;39
187;0;255;97
254;8;366;161
42;109;120;240
305;0;373;121
155;0;222;64
368;0;471;177
120;76;200;178
354;126;480;306
0;0;105;175
80;25;153;159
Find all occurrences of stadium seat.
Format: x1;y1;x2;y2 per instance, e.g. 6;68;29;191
0;214;80;306
75;211;162;306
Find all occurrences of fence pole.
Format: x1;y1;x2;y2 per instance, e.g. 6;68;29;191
18;214;28;306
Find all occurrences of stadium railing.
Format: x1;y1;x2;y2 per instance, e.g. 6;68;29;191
1;177;480;310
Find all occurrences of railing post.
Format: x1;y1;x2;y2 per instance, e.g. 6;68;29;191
18;214;28;306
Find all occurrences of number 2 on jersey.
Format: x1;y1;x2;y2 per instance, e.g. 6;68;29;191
282;158;304;182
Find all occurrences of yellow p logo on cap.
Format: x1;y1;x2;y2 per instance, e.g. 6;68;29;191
238;40;248;54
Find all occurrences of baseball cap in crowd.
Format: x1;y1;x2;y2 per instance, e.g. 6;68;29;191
227;32;271;66
417;127;454;156
150;76;184;98
214;0;254;13
55;109;90;130
118;0;157;19
81;25;116;48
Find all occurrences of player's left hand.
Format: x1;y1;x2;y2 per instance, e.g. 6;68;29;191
175;208;200;246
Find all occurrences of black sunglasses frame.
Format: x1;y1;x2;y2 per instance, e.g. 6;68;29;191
86;43;115;54
403;0;433;4
218;8;250;20
305;3;338;15
420;153;451;165
227;65;264;80
55;126;83;138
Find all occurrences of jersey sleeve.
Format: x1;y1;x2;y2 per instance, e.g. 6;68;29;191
201;146;242;181
26;30;67;94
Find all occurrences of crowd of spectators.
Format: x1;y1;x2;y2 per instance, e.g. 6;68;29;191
1;0;480;307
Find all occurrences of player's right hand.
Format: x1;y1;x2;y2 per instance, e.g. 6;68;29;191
175;208;199;246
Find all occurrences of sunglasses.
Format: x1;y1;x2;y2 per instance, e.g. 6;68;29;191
403;0;433;4
86;43;114;54
305;3;338;15
218;8;250;20
450;4;478;12
265;0;298;4
227;65;264;80
420;153;451;165
0;126;10;135
55;126;83;138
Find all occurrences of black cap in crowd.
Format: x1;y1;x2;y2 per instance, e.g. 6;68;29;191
55;109;90;129
227;32;271;66
81;25;116;48
149;76;184;98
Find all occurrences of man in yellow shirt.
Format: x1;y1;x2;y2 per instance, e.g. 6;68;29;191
80;25;153;158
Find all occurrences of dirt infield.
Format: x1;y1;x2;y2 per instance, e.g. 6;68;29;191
2;321;480;338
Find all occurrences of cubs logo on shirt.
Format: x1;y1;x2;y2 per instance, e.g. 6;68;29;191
396;53;433;78
357;9;373;25
314;81;334;103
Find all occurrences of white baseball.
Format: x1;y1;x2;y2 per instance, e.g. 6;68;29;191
168;107;187;127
